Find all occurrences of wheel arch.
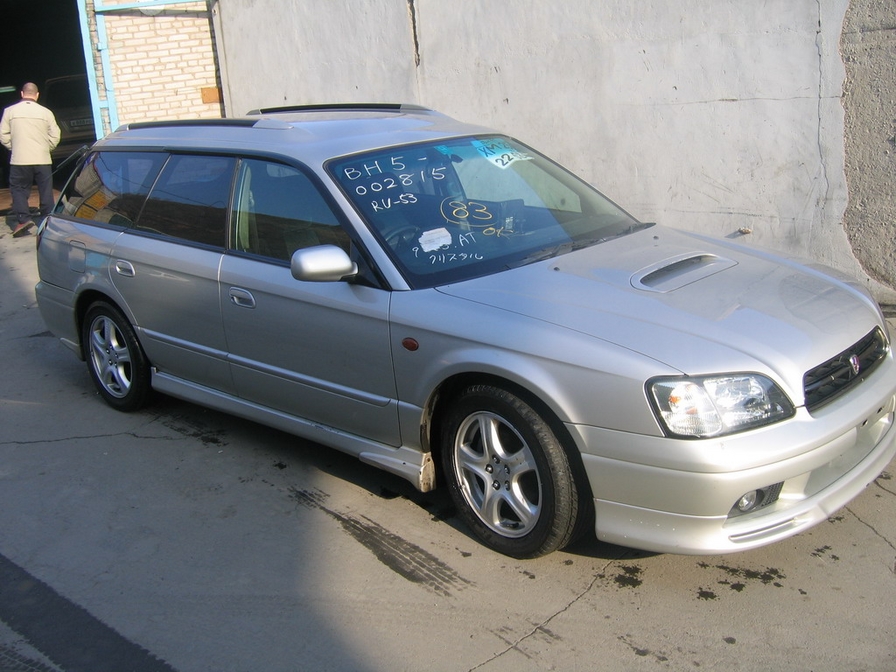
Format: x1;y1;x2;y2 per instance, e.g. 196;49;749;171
73;289;140;360
429;373;596;555
424;372;594;503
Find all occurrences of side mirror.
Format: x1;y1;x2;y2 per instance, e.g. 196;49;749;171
290;245;358;282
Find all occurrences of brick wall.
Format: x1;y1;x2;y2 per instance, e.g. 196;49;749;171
93;0;221;129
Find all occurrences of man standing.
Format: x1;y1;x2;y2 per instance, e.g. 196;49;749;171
0;82;61;237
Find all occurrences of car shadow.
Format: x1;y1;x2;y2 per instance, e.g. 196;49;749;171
124;392;661;562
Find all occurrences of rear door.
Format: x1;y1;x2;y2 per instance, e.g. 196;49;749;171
110;153;236;393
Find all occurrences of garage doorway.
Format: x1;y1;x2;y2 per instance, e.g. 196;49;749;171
0;0;90;186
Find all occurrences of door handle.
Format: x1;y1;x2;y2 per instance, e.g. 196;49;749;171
229;287;256;309
113;259;135;277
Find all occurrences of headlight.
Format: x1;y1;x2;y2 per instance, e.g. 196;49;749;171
648;373;794;438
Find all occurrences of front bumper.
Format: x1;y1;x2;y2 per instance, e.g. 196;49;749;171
570;365;896;554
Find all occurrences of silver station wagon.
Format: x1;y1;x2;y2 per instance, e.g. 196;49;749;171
35;104;896;558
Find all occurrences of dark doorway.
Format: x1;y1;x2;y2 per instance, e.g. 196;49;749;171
0;0;90;186
0;0;87;90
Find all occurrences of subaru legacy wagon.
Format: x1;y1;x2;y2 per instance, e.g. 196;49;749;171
35;104;896;558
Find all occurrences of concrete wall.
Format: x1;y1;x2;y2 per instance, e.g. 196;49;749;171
841;0;896;305
210;0;895;302
212;0;418;112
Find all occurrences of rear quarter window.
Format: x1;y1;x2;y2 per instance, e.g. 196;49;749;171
56;151;167;226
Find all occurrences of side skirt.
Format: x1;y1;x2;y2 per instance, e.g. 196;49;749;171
151;369;435;492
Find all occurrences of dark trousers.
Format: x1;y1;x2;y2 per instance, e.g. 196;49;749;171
9;164;54;224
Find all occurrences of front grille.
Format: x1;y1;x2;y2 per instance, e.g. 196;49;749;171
803;327;889;412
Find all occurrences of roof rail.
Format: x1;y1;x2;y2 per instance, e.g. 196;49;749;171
122;118;258;131
245;102;434;116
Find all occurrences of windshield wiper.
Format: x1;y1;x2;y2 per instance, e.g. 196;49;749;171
509;241;576;267
588;221;655;246
508;222;655;269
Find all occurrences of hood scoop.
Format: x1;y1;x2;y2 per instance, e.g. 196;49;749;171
631;253;737;293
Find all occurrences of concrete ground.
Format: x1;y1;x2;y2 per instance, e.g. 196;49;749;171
1;205;894;672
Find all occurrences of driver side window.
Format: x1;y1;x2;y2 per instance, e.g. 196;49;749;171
231;159;348;262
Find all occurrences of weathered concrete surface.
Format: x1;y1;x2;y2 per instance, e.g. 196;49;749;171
212;0;418;113
211;0;895;302
842;0;896;304
2;215;895;670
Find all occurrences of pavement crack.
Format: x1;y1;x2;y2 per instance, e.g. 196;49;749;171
467;555;623;671
845;505;896;552
873;473;895;497
0;431;180;447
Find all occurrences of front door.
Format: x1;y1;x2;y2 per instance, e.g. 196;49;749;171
219;158;399;445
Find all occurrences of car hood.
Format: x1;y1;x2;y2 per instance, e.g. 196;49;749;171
436;225;882;400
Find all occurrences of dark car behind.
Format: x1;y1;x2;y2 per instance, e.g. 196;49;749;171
42;74;95;169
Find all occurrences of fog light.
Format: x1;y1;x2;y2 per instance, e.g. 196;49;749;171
737;490;761;512
728;482;784;518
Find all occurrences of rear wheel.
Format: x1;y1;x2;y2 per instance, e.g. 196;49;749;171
441;384;579;558
82;301;151;412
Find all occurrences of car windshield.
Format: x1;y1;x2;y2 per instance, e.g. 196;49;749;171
43;78;90;109
328;135;648;288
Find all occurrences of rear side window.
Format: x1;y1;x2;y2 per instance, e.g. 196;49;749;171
56;151;166;226
136;154;236;247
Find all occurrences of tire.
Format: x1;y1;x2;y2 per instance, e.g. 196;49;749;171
82;301;151;412
441;384;580;558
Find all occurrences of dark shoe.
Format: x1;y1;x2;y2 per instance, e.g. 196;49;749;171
12;220;35;237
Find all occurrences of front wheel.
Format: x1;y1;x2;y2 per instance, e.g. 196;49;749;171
82;301;151;412
441;385;580;558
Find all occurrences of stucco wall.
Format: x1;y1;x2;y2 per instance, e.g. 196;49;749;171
210;0;895;302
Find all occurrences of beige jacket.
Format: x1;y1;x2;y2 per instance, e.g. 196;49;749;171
0;99;61;165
